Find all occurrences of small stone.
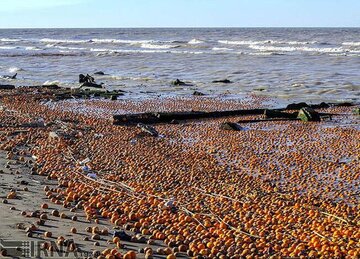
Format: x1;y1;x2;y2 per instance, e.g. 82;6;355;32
193;91;205;96
220;122;243;131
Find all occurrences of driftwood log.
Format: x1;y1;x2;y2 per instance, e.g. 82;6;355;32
112;102;354;125
113;109;265;125
0;84;15;90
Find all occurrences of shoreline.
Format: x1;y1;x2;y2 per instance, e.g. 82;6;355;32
0;87;359;258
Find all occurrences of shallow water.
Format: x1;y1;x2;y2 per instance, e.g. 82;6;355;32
0;28;359;102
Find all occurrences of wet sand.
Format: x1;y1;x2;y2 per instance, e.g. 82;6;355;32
0;87;359;258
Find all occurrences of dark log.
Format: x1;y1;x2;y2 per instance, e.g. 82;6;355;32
113;109;265;125
238;118;300;123
264;109;297;119
111;101;350;125
0;84;15;89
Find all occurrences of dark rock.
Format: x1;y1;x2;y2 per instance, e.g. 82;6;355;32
297;107;321;122
0;84;15;89
212;79;232;84
137;123;159;137
113;230;132;241
220;122;244;131
286;102;309;110
111;95;117;100
310;102;330;109
1;73;17;79
79;74;95;84
171;79;193;86
193;91;205;96
94;71;105;75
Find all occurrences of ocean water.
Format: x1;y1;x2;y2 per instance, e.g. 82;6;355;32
0;28;359;102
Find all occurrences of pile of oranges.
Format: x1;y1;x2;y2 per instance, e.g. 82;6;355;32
1;88;359;258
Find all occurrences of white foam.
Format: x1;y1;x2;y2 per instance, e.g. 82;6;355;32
8;67;23;73
43;80;60;86
140;43;180;49
91;38;154;44
52;46;87;50
219;40;269;45
90;48;111;52
283;41;316;45
91;48;203;55
249;45;345;53
40;38;89;44
248;52;283;56
219;40;316;46
0;46;17;50
25;46;42;51
212;47;233;51
0;38;21;42
342;42;360;46
188;39;204;45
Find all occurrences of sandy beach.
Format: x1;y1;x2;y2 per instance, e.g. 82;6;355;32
0;86;359;259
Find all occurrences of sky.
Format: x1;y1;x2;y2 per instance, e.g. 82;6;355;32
0;0;359;28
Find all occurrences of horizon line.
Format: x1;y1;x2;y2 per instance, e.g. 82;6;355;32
0;26;359;30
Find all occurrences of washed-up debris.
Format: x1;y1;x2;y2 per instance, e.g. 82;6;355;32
171;79;193;86
212;79;232;84
137;123;159;137
193;91;205;96
1;73;17;79
53;89;124;101
220;122;244;131
297;107;321;122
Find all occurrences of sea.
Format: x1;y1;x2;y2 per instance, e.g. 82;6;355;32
0;28;359;103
